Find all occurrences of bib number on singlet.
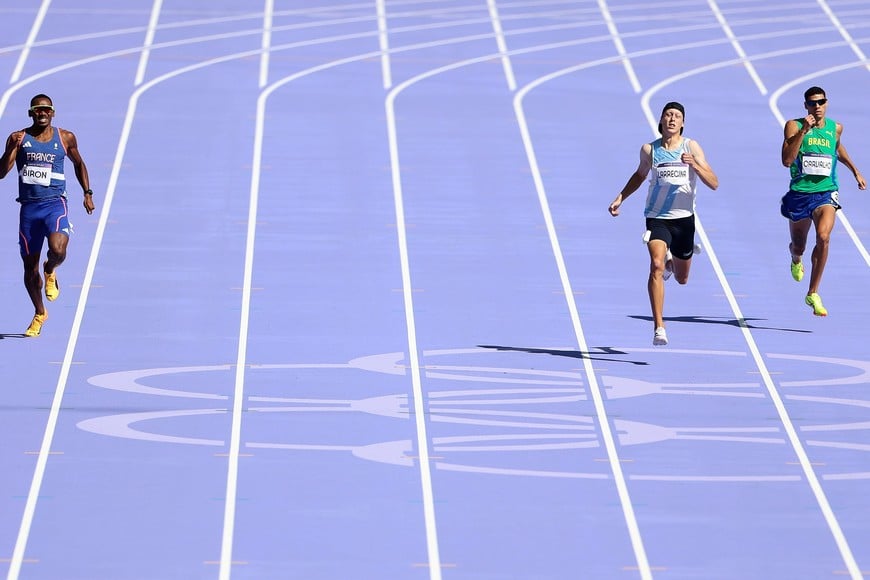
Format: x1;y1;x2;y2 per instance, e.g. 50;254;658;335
21;164;52;186
801;153;833;177
655;162;689;186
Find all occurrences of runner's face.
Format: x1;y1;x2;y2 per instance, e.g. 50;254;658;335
804;95;827;119
29;100;54;126
660;109;683;135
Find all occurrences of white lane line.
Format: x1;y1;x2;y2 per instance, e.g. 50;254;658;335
597;0;641;93
9;0;50;84
642;64;864;580
260;0;274;88
512;84;651;578
5;43;159;580
487;0;517;91
384;86;443;578
706;0;767;94
816;0;870;72
134;0;163;86
217;76;264;580
376;0;393;89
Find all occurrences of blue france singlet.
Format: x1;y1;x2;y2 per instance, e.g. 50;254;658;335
644;137;697;219
15;127;67;203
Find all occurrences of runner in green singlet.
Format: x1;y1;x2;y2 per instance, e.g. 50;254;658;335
780;86;865;316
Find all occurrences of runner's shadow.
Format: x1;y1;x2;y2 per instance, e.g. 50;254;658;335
628;314;811;333
478;344;650;366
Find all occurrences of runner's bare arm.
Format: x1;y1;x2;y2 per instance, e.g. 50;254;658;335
835;123;866;190
609;143;653;216
62;129;95;214
0;131;22;179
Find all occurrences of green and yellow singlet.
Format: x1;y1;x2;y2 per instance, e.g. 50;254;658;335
789;117;838;193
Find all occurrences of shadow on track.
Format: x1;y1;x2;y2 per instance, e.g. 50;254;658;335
628;314;811;334
478;344;650;366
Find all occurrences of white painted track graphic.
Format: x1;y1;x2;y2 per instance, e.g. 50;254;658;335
79;347;870;482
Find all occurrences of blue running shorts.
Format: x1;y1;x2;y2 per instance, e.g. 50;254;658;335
780;190;840;222
18;197;70;257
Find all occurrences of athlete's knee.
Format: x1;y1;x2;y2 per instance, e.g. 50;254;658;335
649;258;667;277
23;265;42;288
46;248;67;264
815;228;832;246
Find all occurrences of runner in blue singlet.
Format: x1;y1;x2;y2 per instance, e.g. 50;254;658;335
0;94;94;336
608;102;719;347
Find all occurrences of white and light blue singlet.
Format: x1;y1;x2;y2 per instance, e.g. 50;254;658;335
644;137;697;219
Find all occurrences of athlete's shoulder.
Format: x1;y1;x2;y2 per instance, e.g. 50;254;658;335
783;118;802;137
57;127;78;147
